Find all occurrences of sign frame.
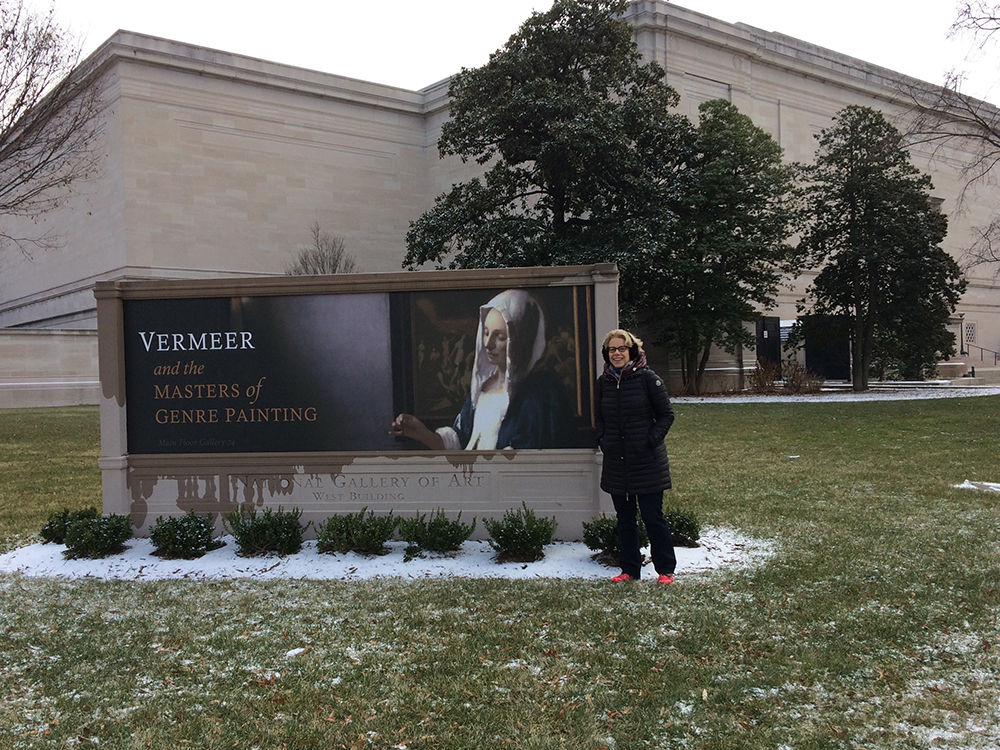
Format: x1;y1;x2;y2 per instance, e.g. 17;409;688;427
95;264;619;540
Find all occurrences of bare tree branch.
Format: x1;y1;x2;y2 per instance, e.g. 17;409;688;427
965;214;1000;272
285;223;358;275
950;2;1000;44
897;3;1000;276
904;74;1000;184
0;0;104;256
901;77;1000;278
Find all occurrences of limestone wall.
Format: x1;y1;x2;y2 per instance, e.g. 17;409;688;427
2;1;999;379
0;330;99;408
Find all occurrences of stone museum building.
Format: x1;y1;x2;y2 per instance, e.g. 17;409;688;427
1;0;998;401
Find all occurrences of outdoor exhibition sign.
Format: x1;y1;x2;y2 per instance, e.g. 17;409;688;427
96;264;619;538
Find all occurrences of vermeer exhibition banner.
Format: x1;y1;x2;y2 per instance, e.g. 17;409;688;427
123;285;596;453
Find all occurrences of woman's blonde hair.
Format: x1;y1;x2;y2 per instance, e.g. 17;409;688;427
602;329;643;350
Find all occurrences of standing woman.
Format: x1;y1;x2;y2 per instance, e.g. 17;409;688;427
595;329;677;584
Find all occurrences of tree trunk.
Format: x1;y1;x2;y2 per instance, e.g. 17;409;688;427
851;340;867;391
695;344;712;394
683;349;701;396
851;311;874;392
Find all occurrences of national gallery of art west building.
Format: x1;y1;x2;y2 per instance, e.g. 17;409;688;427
1;0;997;397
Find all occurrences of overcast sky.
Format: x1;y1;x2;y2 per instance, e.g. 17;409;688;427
34;0;999;103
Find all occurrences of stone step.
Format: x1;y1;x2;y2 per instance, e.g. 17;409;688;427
938;362;1000;383
960;366;1000;384
818;379;992;389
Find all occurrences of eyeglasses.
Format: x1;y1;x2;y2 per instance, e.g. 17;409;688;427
607;346;630;354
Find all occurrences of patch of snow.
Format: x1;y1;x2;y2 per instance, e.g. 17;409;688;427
955;480;1000;493
0;527;771;582
672;385;1000;404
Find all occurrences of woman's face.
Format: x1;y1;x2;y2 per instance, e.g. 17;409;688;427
483;308;509;371
607;336;629;369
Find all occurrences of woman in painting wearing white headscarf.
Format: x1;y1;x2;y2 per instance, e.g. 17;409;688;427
390;289;576;450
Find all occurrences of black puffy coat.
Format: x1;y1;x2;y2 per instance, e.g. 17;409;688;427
595;356;674;495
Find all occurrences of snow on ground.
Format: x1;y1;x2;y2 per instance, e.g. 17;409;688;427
955;480;1000;493
3;384;996;583
0;527;771;582
672;384;1000;404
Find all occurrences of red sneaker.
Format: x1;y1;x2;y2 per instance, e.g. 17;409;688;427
611;573;633;582
657;574;675;585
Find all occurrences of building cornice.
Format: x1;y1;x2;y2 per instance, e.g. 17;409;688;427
71;4;995;125
625;0;996;113
79;30;436;116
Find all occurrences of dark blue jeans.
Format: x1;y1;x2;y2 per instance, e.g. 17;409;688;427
612;492;676;579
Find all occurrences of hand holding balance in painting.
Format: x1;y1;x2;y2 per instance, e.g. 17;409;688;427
389;289;576;450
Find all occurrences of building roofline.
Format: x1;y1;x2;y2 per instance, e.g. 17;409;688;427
626;0;997;113
65;3;998;128
78;30;441;115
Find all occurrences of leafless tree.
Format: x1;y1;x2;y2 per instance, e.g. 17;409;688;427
285;223;358;275
899;3;1000;274
0;0;104;255
904;73;1000;274
952;1;1000;40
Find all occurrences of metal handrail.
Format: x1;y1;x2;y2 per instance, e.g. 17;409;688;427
965;343;1000;366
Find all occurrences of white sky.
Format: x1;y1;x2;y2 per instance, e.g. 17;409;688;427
30;0;1000;101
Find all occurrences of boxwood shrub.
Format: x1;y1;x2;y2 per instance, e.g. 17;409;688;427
40;507;99;544
223;505;304;557
582;512;649;566
63;514;133;559
483;502;557;563
315;508;397;557
664;507;701;547
398;509;476;561
150;511;225;559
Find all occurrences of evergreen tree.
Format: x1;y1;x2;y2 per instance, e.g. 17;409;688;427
799;106;966;390
647;99;797;395
403;0;693;316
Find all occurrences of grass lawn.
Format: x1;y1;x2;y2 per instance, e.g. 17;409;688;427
1;399;999;749
0;407;101;551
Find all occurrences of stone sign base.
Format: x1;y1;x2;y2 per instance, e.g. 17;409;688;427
96;264;620;541
103;449;612;542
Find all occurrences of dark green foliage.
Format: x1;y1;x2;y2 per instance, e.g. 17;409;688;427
798;105;966;390
404;0;692;319
405;2;798;362
62;513;132;559
582;512;648;566
649;98;798;395
664;507;701;548
483;502;557;562
398;509;477;561
40;506;98;544
315;508;397;557
222;506;304;557
149;511;225;559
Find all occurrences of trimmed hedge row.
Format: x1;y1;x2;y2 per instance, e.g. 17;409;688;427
40;501;699;564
